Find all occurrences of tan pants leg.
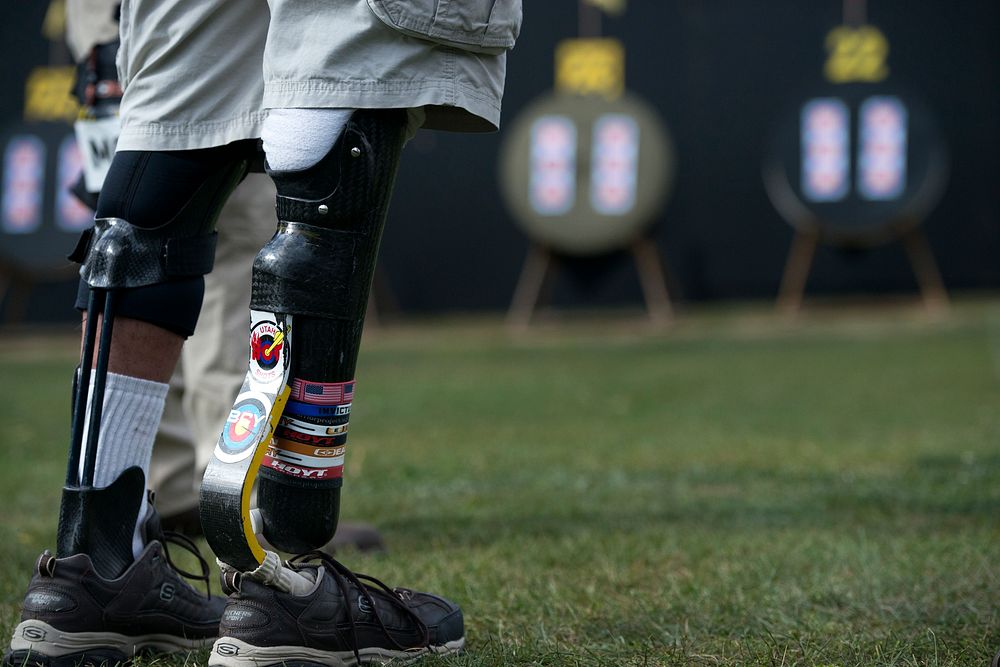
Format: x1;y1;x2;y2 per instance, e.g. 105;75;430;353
147;173;276;517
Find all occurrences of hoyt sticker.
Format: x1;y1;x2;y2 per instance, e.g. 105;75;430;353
263;454;342;479
274;427;346;447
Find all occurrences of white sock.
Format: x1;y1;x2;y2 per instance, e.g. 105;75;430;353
78;372;169;559
261;108;355;172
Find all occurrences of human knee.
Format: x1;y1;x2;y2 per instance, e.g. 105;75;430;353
96;146;253;229
72;147;252;336
74;278;205;337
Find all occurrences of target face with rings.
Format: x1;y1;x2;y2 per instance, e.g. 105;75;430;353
216;393;270;463
499;92;675;256
763;82;947;244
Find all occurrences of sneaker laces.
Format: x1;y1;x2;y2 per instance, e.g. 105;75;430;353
161;530;213;598
288;551;430;663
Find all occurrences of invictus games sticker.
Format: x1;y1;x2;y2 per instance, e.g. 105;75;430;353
284;400;351;418
214;392;272;463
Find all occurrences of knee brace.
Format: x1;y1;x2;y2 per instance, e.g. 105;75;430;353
71;147;253;334
200;109;408;569
59;148;249;570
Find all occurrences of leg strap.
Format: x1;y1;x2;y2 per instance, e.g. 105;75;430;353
56;149;250;572
71;157;249;289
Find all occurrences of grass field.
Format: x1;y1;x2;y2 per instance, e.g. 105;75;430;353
1;301;999;666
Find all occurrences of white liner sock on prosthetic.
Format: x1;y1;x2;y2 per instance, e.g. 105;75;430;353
78;372;169;560
261;108;355;172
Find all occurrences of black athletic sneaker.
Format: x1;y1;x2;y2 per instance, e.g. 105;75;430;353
4;528;225;666
209;552;464;666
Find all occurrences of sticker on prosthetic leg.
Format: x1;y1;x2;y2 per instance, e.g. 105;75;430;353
263;442;346;480
284;400;352;418
216;392;273;463
201;310;293;571
267;378;353;481
279;415;349;437
249;319;286;385
289;379;354;404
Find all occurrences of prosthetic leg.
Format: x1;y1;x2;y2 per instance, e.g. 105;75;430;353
60;158;248;578
200;109;408;573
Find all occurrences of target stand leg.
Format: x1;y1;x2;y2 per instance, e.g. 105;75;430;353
0;264;10;321
507;243;554;331
0;264;32;325
777;229;820;317
364;263;399;330
900;225;949;314
630;237;673;327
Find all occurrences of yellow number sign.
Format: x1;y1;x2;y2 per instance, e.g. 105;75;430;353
24;67;80;122
555;38;625;100
825;25;890;83
582;0;627;16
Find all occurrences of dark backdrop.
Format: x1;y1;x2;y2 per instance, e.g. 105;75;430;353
2;1;998;320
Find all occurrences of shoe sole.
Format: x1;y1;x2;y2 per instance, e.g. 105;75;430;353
4;619;214;667
208;635;465;666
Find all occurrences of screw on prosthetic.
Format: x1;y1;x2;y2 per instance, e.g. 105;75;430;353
59;156;248;578
199;109;408;570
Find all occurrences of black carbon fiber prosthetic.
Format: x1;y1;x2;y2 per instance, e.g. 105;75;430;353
60;153;251;574
251;109;406;318
255;109;407;553
56;467;144;578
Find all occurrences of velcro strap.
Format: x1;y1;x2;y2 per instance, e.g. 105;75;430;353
164;232;218;277
276;195;331;224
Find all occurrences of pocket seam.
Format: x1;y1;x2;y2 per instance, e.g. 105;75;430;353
369;0;516;52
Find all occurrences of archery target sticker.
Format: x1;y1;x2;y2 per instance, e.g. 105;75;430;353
215;392;272;463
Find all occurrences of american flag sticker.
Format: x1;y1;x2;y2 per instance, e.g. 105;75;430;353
289;379;355;405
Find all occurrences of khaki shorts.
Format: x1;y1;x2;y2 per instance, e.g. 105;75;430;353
116;0;521;151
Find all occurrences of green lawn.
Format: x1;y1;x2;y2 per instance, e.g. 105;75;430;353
1;301;999;666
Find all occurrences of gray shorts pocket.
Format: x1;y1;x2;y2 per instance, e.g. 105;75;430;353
367;0;522;54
